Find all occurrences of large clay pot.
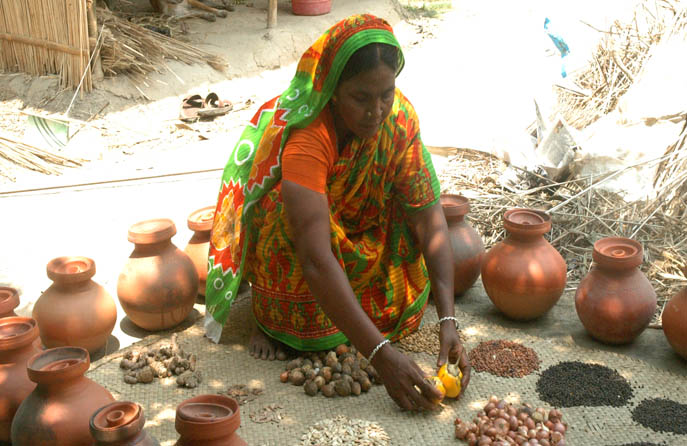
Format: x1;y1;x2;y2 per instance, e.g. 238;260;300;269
0;317;40;442
117;219;198;331
292;0;331;16
90;401;160;446
0;287;20;318
11;346;115;446
184;206;214;298
175;395;246;446
575;237;657;344
440;194;485;295
33;256;117;354
661;266;687;359
481;208;567;320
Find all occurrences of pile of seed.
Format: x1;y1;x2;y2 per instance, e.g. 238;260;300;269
468;340;540;378
300;415;390;446
280;344;382;397
221;384;264;405
536;361;633;407
397;323;464;355
614;443;666;446
119;334;202;388
631;398;687;435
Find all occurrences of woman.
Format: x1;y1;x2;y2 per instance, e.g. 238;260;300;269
206;14;470;411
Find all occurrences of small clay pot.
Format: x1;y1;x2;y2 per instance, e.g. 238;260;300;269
90;401;160;446
481;209;567;320
175;395;246;446
0;287;20;318
11;346;115;446
117;219;198;331
661;266;687;359
440;194;485;295
184;206;215;297
575;237;657;344
33;256;117;354
0;317;40;442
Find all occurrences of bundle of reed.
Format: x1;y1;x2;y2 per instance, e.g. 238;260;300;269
436;147;687;326
0;133;84;181
0;0;91;90
96;8;226;78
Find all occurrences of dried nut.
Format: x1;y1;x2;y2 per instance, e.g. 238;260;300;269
341;364;352;375
312;359;323;369
276;350;287;361
334;379;352;397
351;381;361;396
304;380;319;396
286;359;301;371
313;375;326;389
335;344;349;356
332;362;343;373
320;366;333;382
360;377;372;392
289;369;306;386
302;358;313;369
342;356;356;367
332;372;342;381
304;368;317;380
325;356;338;368
321;383;336;398
342;374;354;385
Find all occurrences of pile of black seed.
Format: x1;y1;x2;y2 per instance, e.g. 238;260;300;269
614;443;665;446
631;398;687;435
536;361;633;407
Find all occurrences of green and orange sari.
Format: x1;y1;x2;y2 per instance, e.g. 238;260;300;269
206;14;440;350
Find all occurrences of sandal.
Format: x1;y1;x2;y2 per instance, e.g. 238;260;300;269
179;94;204;122
197;92;233;119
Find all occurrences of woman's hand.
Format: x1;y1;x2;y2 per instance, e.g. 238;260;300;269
438;322;471;397
371;343;442;411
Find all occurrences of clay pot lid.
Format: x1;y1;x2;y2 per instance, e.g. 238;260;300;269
0;316;39;350
593;237;643;270
188;206;215;232
175;395;241;440
27;346;90;383
46;256;96;284
0;286;20;315
503;208;551;235
128;218;176;244
90;401;145;442
440;194;470;218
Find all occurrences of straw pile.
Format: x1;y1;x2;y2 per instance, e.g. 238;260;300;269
0;133;83;181
437;147;687;325
0;0;91;90
96;8;227;78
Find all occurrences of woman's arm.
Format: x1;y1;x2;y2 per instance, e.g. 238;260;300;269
281;180;441;410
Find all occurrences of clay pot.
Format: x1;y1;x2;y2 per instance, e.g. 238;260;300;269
481;209;567;320
0;287;20;318
33;256;117;354
661;266;687;359
440;194;485;295
175;395;246;446
184;206;214;297
0;317;40;442
292;0;331;16
575;237;657;344
117;219;198;331
11;346;115;446
90;401;160;446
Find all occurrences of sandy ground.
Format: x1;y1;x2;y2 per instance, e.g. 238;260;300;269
2;0;683;376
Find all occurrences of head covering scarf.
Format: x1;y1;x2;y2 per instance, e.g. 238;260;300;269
205;15;405;342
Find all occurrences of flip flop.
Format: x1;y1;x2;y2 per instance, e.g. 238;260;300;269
179;94;204;122
198;92;233;119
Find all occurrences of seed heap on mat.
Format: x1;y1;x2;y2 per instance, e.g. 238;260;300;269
631;398;687;435
468;340;540;378
300;415;390;446
536;361;633;407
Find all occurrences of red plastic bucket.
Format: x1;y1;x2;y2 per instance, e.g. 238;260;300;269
292;0;331;16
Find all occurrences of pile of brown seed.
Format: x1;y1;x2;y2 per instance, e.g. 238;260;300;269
300;415;390;446
397;323;465;355
469;340;540;378
119;334;202;388
280;344;382;397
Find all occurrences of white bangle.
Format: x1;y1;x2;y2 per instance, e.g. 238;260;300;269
438;316;459;327
367;339;390;363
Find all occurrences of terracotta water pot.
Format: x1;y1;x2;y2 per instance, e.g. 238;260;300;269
0;317;40;442
440;194;485;296
184;206;214;297
661;266;687;359
175;395;246;446
0;287;20;318
481;209;567;320
292;0;331;16
33;256;117;354
575;237;656;344
90;401;160;446
11;346;115;446
117;219;198;331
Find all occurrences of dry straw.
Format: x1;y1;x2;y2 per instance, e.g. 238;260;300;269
0;133;83;181
0;0;91;90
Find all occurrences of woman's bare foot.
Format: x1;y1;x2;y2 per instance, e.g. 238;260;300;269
249;322;288;360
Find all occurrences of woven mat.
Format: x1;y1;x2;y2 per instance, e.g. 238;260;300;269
88;293;687;446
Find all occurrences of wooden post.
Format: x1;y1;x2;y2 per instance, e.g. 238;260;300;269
267;0;277;28
86;0;104;81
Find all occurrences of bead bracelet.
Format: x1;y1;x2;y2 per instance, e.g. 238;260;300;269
367;339;390;363
438;316;459;327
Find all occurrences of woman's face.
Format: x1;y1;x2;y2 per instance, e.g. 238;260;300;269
332;63;396;140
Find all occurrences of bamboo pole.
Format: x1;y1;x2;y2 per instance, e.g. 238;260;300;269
268;0;277;28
